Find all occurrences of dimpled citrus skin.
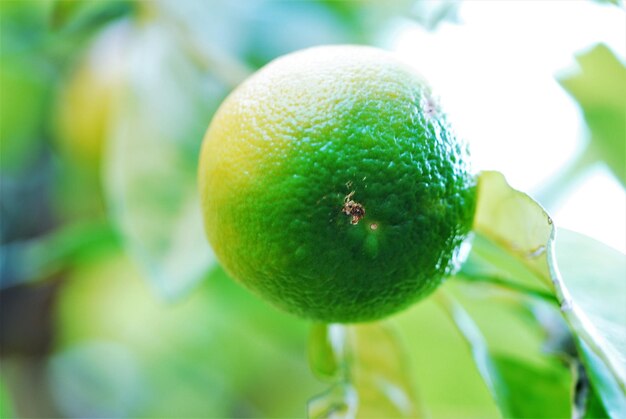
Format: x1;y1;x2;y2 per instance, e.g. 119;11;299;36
199;45;476;323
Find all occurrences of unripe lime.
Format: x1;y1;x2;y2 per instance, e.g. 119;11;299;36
199;46;476;323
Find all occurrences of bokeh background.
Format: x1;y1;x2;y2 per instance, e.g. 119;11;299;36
1;0;624;417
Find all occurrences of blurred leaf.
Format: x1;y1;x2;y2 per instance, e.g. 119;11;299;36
47;342;143;418
573;356;611;419
0;219;117;289
559;44;626;186
592;0;623;6
493;355;571;418
156;0;419;73
0;52;53;175
0;377;14;418
309;323;422;418
556;230;626;416
151;0;253;83
578;340;625;417
55;254;319;417
394;300;500;417
349;323;422;417
1;158;57;243
584;385;610;419
51;0;133;33
104;21;225;298
469;171;626;411
437;293;502;404
435;290;514;416
0;0;52;54
437;291;571;418
232;0;368;68
410;0;460;30
446;281;564;375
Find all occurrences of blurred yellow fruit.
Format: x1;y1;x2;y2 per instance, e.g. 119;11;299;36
55;21;132;168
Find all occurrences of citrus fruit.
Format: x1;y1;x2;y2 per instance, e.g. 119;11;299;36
198;45;477;323
55;21;131;168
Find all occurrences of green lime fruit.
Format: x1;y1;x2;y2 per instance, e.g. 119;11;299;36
198;45;477;323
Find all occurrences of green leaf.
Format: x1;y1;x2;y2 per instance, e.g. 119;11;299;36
104;21;225;298
434;292;505;408
436;290;572;418
308;323;423;418
51;0;133;33
555;230;626;371
459;234;556;301
584;385;610;419
556;230;626;416
445;281;561;373
493;355;572;418
394;300;500;417
472;171;555;290
469;171;626;413
578;339;626;417
559;44;626;186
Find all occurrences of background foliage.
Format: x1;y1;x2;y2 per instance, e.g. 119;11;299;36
1;1;624;418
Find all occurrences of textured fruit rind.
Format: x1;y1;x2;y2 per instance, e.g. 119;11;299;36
199;46;476;323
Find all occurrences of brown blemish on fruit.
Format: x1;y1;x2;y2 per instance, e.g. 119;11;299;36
342;191;365;225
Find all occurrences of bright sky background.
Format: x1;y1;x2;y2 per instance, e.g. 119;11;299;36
388;0;625;253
